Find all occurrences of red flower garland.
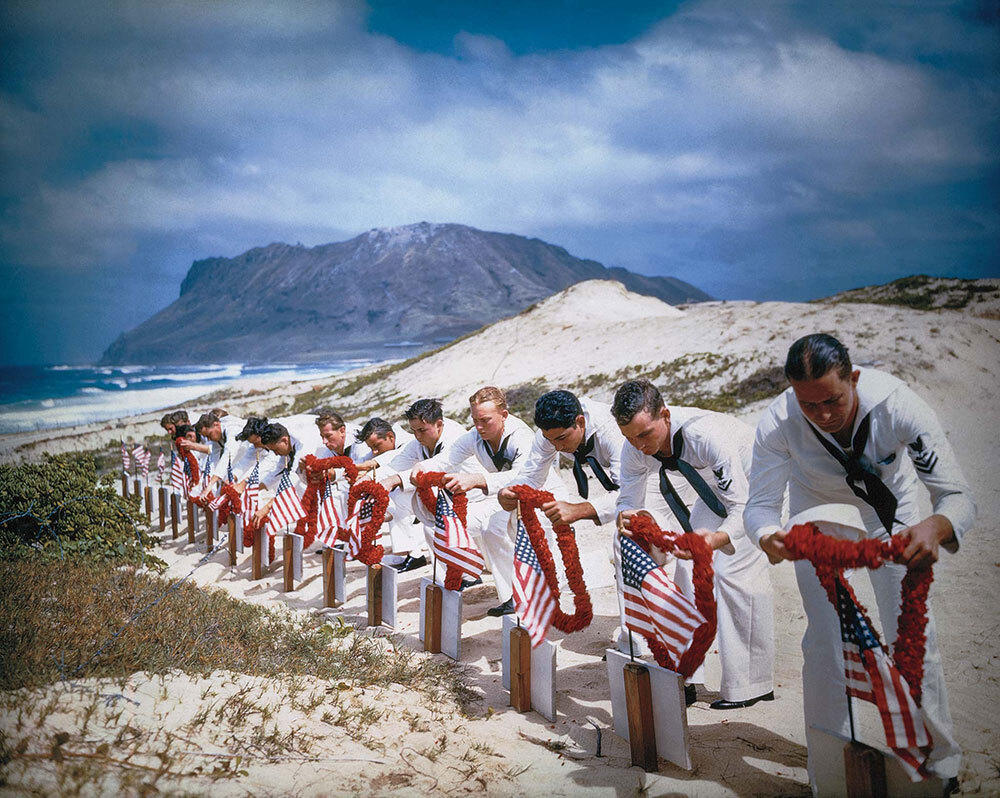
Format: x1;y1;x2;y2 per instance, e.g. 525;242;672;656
296;454;360;547
782;523;932;704
215;481;242;525
342;480;388;566
626;514;718;678
413;472;470;591
174;437;200;486
509;484;593;634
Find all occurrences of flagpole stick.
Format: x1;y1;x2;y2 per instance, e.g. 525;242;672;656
835;578;859;744
628;630;636;663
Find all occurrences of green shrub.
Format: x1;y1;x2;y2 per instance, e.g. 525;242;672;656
0;453;160;569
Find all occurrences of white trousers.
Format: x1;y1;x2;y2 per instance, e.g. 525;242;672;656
795;559;960;789
385;488;425;556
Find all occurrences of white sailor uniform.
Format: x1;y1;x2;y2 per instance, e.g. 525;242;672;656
745;367;975;786
617;405;775;702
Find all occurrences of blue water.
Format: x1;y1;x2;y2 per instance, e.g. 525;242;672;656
0;361;382;435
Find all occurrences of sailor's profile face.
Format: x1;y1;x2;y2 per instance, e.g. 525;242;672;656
408;417;443;449
206;421;222;442
162;422;176;437
541;414;586;453
320;422;346;453
790;368;861;436
366;432;395;456
470;401;507;443
618;408;670;456
266;436;292;456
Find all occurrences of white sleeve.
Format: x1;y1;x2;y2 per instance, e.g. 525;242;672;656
695;427;750;543
484;427;535;495
615;442;649;515
515;430;557;489
421;429;478;473
388;440;423;491
743;407;791;548
889;387;976;551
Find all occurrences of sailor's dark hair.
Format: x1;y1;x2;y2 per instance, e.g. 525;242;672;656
315;410;345;430
236;417;269;441
160;413;174;428
356;417;393;443
259;422;289;446
169;410;190;424
174;423;196;439
194;413;219;434
404;399;443;424
534;390;583;430
611;379;664;427
785;333;853;381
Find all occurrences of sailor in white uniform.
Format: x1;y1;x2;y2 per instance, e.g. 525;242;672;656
413;386;556;616
745;333;975;791
613;378;775;709
195;412;249;491
382;399;475;570
253;419;321;530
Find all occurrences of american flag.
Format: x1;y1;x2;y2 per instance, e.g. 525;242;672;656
344;492;375;559
120;440;131;473
836;578;931;780
265;470;305;537
620;533;705;666
242;462;260;527
134;447;151;480
131;443;145;475
156;450;167;485
512;519;557;647
315;479;342;548
169;450;188;496
208;457;236;511
431;488;485;582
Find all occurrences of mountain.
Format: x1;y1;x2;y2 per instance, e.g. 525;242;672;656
99;222;711;364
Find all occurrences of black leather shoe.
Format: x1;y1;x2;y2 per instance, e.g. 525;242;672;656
486;598;515;617
942;776;959;796
459;576;483;591
685;683;697;706
709;691;775;710
394;554;427;573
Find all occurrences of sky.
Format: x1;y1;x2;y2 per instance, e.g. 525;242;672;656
1;0;997;365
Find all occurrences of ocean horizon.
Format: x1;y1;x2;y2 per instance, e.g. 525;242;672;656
0;360;385;435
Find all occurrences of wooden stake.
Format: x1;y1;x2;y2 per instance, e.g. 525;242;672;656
252;528;264;580
144;486;153;522
205;507;215;551
170;494;179;539
283;535;295;592
322;548;337;607
844;741;888;798
624;662;658;772
424;583;443;653
367;565;383;626
509;625;532;712
158;487;168;532
121;472;128;496
133;478;142;501
227;515;237;566
187;499;197;544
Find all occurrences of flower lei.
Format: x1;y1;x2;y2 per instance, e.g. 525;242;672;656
297;454;360;547
413;472;470;591
174;437;200;486
626;514;717;678
782;523;932;704
341;480;388;566
215;482;242;525
509;484;593;634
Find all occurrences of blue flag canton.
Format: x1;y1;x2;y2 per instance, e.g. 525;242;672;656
276;471;293;495
435;489;457;522
836;579;881;653
620;534;658;590
226;457;235;483
514;520;544;575
321;479;334;500
247;463;260;485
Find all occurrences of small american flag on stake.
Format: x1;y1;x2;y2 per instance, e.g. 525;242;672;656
344;492;375;559
432;488;485;582
512;518;557;647
169;450;187;496
120;440;131;473
131;443;145;474
836;578;932;780
620;533;705;665
242;462;260;527
134;447;151;480
156;450;167;485
265;470;305;537
315;479;342;548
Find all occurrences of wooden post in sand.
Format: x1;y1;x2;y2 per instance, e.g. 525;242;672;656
844;742;888;798
424;583;443;653
509;625;532;712
132;477;142;502
158;487;168;531
367;564;383;626
227;515;238;566
187;499;197;543
205;507;215;550
121;471;128;496
144;485;153;522
322;548;338;607
170;494;180;539
252;528;265;580
624;662;658;772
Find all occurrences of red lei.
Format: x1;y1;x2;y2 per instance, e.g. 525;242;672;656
174;437;200;485
341;480;388;566
297;454;360;548
215;481;242;525
509;484;593;634
413;472;470;591
783;523;932;704
627;515;717;678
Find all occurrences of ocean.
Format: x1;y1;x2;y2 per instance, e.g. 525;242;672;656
0;361;382;435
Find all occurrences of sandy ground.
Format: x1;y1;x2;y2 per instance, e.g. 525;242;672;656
2;280;998;796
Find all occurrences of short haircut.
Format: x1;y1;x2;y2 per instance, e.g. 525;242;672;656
356;417;393;443
174;424;195;439
534;390;583;430
170;410;190;424
404;398;443;424
259;423;289;446
236;417;269;441
469;386;507;411
785;333;852;382
195;413;219;434
160;413;174;428
611;379;664;426
315;411;345;431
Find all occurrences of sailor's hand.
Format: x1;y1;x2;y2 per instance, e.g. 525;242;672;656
899;515;953;570
497;487;518;512
253;507;270;529
177;439;194;451
356;461;378;472
541;500;587;525
760;529;791;564
441;472;483;494
616;509;652;533
379;475;402;492
409;463;428;485
675;528;726;560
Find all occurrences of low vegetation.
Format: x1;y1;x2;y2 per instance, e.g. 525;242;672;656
818;274;1000;313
